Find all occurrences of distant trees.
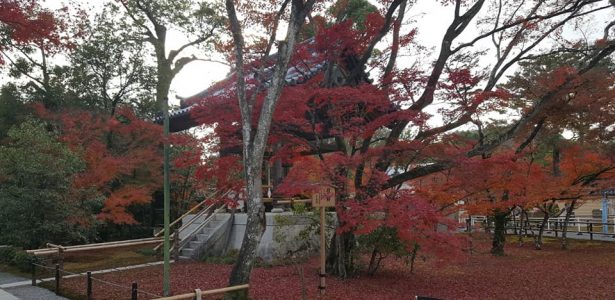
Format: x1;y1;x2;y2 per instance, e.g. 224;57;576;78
66;6;157;117
0;120;87;248
0;1;222;247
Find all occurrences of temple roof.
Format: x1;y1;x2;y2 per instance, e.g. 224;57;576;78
154;39;326;132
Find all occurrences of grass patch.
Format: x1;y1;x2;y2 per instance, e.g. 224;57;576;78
202;249;239;265
0;263;31;278
61;245;159;273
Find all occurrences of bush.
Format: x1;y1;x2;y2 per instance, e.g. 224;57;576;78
11;251;40;272
203;249;239;265
0;246;16;263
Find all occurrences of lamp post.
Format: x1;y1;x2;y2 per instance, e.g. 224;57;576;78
163;96;171;296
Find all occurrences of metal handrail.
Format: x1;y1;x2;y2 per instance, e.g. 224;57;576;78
153;203;216;252
153;190;231;251
176;204;227;252
154;190;230;237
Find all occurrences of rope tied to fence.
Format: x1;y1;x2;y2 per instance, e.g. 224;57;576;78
31;262;57;270
31;262;162;298
90;277;162;298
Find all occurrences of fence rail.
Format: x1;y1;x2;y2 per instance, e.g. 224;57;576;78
153;284;250;300
465;216;615;241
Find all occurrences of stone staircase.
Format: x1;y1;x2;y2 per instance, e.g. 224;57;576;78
177;212;232;260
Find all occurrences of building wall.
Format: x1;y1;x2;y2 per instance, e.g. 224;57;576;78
227;212;335;261
556;196;615;218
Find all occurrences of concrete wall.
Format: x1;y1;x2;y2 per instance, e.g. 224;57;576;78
555;197;615;218
226;212;335;261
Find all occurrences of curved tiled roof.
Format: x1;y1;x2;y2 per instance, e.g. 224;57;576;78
153;39;326;131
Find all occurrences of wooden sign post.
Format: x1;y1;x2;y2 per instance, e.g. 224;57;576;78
312;186;335;296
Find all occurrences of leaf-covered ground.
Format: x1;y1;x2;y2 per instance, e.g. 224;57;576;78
61;234;615;299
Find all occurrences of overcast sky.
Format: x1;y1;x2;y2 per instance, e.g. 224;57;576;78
40;0;613;112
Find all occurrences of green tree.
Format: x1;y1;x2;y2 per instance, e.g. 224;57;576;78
330;0;377;29
0;84;29;141
67;6;157;117
0;120;87;248
113;0;226;104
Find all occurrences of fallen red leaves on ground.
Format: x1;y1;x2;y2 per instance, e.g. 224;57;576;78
61;234;615;299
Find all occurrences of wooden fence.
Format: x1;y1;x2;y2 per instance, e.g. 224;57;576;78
153;284;250;300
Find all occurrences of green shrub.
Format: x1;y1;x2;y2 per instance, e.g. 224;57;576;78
0;246;16;263
135;247;157;256
203;249;239;265
11;251;40;272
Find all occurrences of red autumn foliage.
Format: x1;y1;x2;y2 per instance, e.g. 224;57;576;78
0;0;59;63
61;235;615;299
177;0;615;273
35;104;163;224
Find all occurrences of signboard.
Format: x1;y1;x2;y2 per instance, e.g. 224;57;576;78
312;186;335;207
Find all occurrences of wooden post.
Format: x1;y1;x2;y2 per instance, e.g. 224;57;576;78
312;186;334;297
58;247;64;270
589;223;594;240
87;271;92;300
31;263;36;286
55;264;60;295
319;206;326;296
132;282;138;300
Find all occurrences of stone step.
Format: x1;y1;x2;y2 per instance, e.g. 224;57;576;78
181;248;194;256
189;241;202;249
205;221;220;228
197;234;209;241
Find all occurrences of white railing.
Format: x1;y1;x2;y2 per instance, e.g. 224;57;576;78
463;215;615;239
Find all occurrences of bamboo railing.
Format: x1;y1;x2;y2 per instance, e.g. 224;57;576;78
27;190;231;256
27;237;164;256
153;284;249;300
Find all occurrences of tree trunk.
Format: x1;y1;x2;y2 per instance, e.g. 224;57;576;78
367;247;380;276
516;209;524;245
534;213;549;250
491;211;508;256
560;199;576;250
222;1;315;297
409;243;419;274
227;178;266;300
326;231;355;278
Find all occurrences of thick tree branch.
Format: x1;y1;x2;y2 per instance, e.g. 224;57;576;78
168;28;215;63
350;0;404;82
515;118;545;154
382;162;451;190
382;0;407;81
451;0;604;53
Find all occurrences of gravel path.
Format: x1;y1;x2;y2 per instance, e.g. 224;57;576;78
0;272;68;300
0;272;23;286
2;285;68;300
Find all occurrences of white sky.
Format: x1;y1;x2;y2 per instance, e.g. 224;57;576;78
34;0;615;113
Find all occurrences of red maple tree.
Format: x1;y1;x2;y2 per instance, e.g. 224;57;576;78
36;104;163;224
184;0;615;277
0;0;59;64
